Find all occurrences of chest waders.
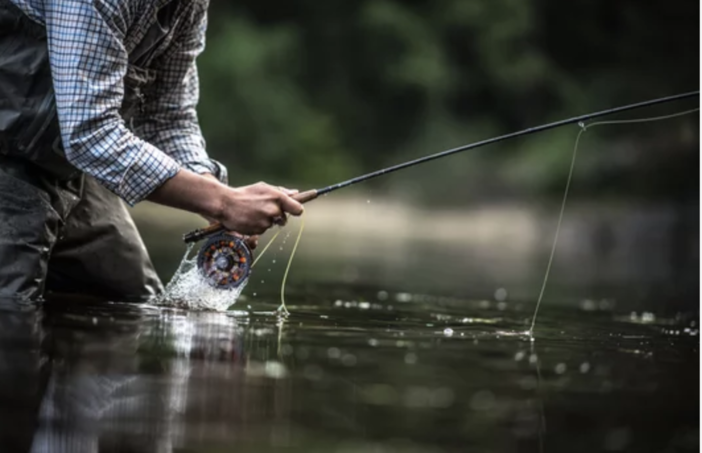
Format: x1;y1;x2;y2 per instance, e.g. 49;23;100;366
0;0;184;303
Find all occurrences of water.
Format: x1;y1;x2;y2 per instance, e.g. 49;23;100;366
158;243;248;311
0;286;697;453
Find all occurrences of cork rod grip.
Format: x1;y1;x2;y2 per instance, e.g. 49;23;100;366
182;189;318;244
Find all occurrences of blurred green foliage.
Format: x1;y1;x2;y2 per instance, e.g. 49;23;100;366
196;0;699;204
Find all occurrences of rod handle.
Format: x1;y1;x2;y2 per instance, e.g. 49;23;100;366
182;189;318;244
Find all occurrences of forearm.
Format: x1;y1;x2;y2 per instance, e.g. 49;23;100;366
147;169;224;220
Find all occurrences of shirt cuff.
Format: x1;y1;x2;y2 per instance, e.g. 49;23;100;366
183;159;228;185
117;143;181;206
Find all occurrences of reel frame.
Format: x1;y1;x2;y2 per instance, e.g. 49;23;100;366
196;233;253;289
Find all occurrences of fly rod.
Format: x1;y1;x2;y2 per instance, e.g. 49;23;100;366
184;90;699;244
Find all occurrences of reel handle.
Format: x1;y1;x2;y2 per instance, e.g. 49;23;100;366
183;189;318;244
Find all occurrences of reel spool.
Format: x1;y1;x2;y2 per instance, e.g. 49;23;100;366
196;233;253;289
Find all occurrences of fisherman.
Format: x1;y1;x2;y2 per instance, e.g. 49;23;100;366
0;0;304;303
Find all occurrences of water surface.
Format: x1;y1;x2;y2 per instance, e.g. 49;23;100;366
0;285;697;453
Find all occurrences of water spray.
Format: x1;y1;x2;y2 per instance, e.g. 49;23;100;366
184;91;699;290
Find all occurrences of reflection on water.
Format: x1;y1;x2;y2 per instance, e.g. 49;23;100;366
0;289;697;453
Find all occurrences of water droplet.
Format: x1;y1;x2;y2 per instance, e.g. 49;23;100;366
443;328;454;337
555;363;567;374
377;290;388;301
404;352;417;365
264;361;288;379
395;292;412;303
368;338;379;347
580;299;597;311
579;362;591;373
494;288;508;302
366;200;371;204
261;280;265;283
514;351;526;361
253;292;257;297
327;347;341;359
272;260;276;264
641;312;655;323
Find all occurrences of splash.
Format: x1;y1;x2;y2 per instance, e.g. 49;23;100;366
156;228;287;312
157;243;248;311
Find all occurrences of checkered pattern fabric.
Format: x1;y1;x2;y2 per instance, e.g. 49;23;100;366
10;0;218;205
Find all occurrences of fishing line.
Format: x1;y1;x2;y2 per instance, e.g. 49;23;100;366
252;229;283;268
528;107;699;337
278;214;306;316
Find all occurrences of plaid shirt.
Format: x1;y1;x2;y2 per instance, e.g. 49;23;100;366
9;0;221;205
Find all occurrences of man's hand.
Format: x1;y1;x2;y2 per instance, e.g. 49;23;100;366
218;182;303;235
200;173;261;250
147;169;304;237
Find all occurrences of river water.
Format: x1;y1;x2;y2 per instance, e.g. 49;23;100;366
0;285;697;453
0;199;697;452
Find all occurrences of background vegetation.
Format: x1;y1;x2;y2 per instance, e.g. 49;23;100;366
195;0;699;205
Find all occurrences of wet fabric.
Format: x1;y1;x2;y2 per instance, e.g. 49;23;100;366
0;307;45;452
0;155;163;302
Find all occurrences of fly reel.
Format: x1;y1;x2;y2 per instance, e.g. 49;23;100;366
196;233;253;289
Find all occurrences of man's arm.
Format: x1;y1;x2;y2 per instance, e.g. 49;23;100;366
42;0;302;234
147;171;304;236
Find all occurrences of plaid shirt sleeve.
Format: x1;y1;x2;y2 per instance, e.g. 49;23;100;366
131;4;224;182
43;0;181;206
